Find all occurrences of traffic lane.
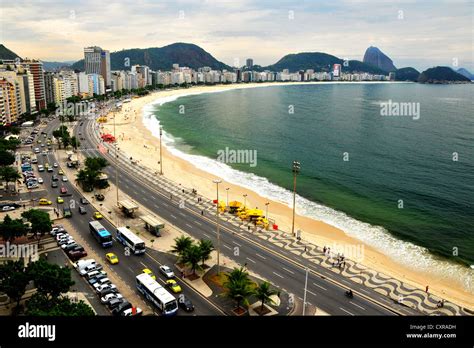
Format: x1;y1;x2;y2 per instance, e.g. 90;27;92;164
83;144;391;316
80;119;398;315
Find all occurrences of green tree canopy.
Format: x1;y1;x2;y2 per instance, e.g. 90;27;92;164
28;258;74;300
26;293;95;316
254;281;277;314
0;214;28;242
181;244;203;275
170;235;193;261
198;239;214;266
0;150;15;166
0;260;30;310
21;209;52;239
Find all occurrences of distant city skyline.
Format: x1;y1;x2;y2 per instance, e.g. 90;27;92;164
2;0;473;72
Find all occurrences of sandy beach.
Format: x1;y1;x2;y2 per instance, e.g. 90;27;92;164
100;82;474;310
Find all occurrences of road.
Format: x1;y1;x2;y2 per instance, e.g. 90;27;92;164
66;103;422;316
32;119;223;316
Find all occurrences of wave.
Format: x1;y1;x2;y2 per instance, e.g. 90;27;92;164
142;87;474;294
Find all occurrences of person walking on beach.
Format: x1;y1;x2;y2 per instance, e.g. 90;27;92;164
425;285;429;293
323;246;327;254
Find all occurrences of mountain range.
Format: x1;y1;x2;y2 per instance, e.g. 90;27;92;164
1;42;472;83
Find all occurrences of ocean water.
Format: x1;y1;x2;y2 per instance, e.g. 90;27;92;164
143;83;474;290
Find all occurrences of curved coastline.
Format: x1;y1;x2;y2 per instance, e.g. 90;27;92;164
102;82;474;308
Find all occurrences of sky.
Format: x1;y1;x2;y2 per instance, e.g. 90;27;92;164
1;0;473;71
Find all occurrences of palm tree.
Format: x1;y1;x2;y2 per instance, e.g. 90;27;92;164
254;281;277;314
170;236;193;261
224;268;254;311
181;244;202;275
198;239;214;266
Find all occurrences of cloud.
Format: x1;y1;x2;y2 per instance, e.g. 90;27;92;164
1;0;473;71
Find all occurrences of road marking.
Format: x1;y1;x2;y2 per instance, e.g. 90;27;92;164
223;245;231;250
186;223;193;228
170;214;177;219
350;301;366;310
359;288;370;294
140;262;148;268
162;203;169;207
179;212;186;217
194;221;202;226
151;196;156;200
143;197;148;201
340;278;351;284
339;307;355;316
245;257;256;264
306;289;317;297
256;253;266;260
272;272;284;279
232;241;242;247
133;190;138;195
203;233;211;238
282;267;295;275
313;283;328;291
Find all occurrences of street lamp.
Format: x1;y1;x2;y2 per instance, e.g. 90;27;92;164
213;179;222;274
291;161;300;237
303;267;309;315
265;202;269;219
159;126;163;175
113;111;119;205
243;194;248;209
226;188;230;207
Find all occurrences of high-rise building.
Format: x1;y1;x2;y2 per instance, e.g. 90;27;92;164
0;78;21;125
333;64;342;78
246;58;253;69
84;46;111;87
22;60;46;111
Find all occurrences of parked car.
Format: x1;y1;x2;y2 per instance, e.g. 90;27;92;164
37;177;43;184
79;264;103;276
80;197;89;205
85;270;106;280
1;206;15;212
112;301;132;316
68;249;87;261
93;278;112;289
100;293;123;304
95;284;117;294
107;297;124;310
121;307;143;317
159;265;175;279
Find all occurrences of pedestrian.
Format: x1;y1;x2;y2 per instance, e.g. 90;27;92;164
244;263;247;268
425;285;429;293
170;193;173;200
277;291;281;298
248;225;250;231
323;246;327;254
201;210;204;215
304;246;307;252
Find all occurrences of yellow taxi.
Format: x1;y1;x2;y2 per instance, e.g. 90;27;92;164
57;197;64;204
166;279;182;293
105;253;119;265
93;211;103;220
58;169;64;175
38;198;52;205
142;268;156;280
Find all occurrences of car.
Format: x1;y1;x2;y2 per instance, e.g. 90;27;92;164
44;163;49;169
100;293;123;304
142;268;156;280
2;206;15;212
34;148;40;153
53;162;58;168
79;206;87;214
85;270;106;280
68;249;87;261
79;264;103;276
97;287;118;297
166;279;182;293
62;176;68;182
31;158;38;164
55;232;70;241
58;238;75;247
42;151;47;156
38;165;44;172
93;278;112;289
93;211;103;220
178;295;195;312
95;284;117;294
57;197;64;204
105;253;119;265
52;175;58;181
38;198;52;205
58;169;64;175
60;186;67;194
159;265;175;279
121;307;143;317
47;167;53;172
41;144;45;147
63;207;72;218
88;274;107;286
37;177;43;184
80;197;89;204
50;225;65;236
107;297;124;310
51;181;58;188
112;301;132;316
63;243;79;252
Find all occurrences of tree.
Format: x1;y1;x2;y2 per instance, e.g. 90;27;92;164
0;260;30;311
254;281;277;314
198;239;214;266
84;157;108;172
0;150;15;166
0;166;21;190
28;258;74;300
70;136;80;150
0;214;28;242
223;267;254;311
26;293;95;316
170;235;193;261
21;209;52;242
181;244;202;275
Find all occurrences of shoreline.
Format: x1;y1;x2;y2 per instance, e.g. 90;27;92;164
101;82;474;310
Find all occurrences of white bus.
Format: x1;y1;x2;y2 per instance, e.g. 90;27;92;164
116;227;146;255
136;273;178;316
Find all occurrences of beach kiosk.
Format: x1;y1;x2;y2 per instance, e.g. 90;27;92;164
140;214;165;236
117;199;139;217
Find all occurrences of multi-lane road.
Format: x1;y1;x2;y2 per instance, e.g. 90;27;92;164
62;103;422;317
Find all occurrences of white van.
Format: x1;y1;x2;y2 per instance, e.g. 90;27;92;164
75;259;97;272
79;263;103;276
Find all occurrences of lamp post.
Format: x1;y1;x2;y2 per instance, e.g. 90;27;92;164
213;179;222;274
302;267;309;315
113;111;119;205
226;188;230;207
265;202;269;219
243;194;248;209
291;161;300;236
159;126;163;175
